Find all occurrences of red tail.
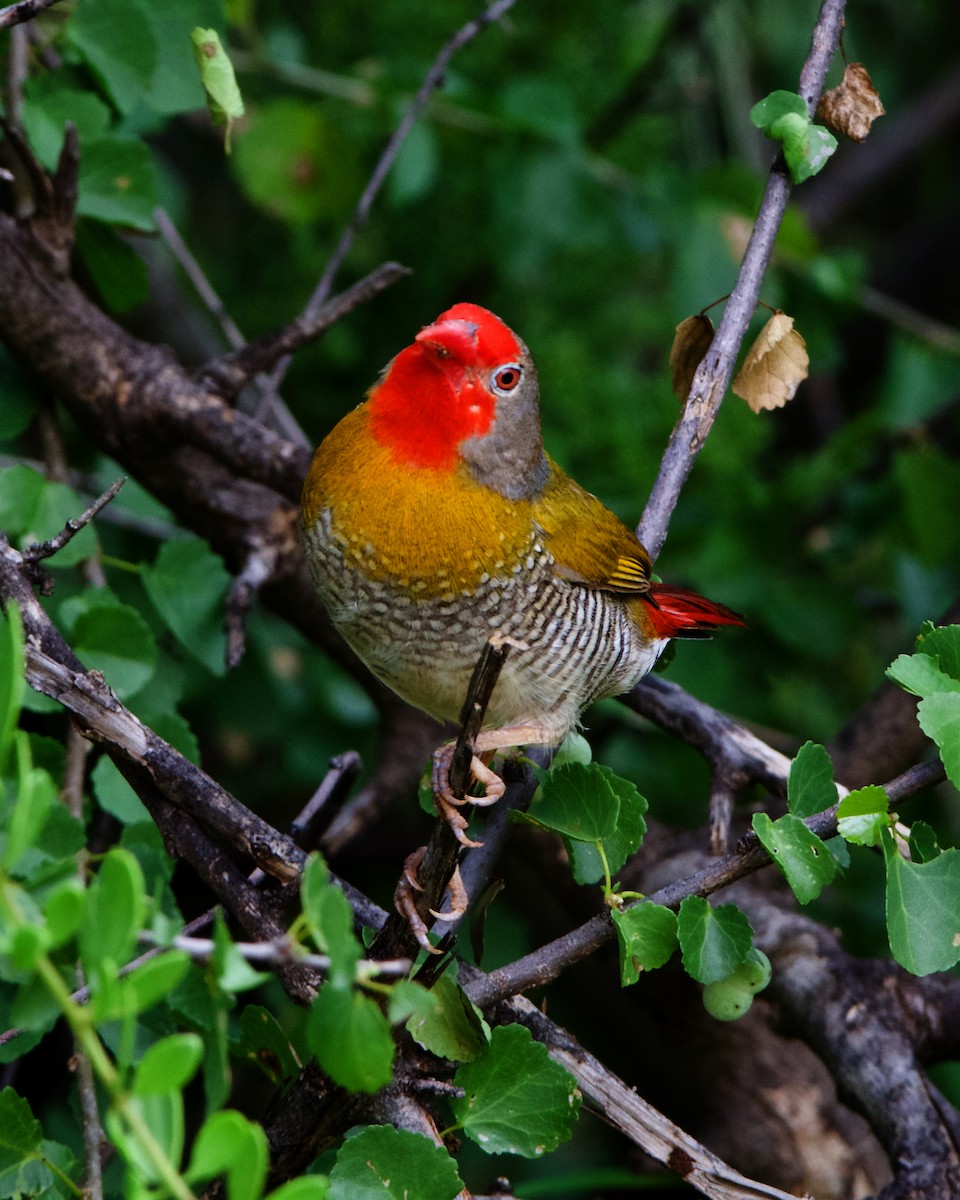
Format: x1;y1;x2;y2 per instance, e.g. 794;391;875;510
644;584;745;640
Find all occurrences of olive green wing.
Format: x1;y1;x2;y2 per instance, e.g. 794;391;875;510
532;457;653;595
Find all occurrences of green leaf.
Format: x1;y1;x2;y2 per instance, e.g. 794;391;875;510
499;77;580;146
109;1091;184;1185
917;692;960;788
144;0;224;117
124;951;192;1015
916;624;960;681
232;99;360;224
239;1005;300;1084
80;847;146;971
752;812;839;904
886;652;960;699
837;785;891;846
142;538;230;675
2;735;56;871
72;602;157;699
92;754;149;824
133;1033;204;1095
188;1110;268;1200
883;830;960;975
268;1179;330;1200
749;89;837;183
300;854;361;989
908;820;941;864
521;761;619;842
75;219;150;313
405;971;487;1063
0;606;24;776
787;741;837;817
77;136;159;232
42;878;87;949
452;1024;580;1157
386;979;438;1025
676;896;753;985
387;121;438;207
307;986;395;1094
0;1089;53;1192
212;912;269;993
192;28;245;152
328;1126;462;1200
566;767;648;885
895;450;960;567
749;89;807;130
21;82;112;171
611;903;678;985
66;0;158;115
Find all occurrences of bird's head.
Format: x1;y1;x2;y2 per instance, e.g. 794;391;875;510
368;303;548;499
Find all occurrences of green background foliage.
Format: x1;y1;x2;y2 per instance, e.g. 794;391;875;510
2;0;960;1196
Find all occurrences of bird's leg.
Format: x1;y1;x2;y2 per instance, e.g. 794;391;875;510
431;723;554;847
393;846;437;954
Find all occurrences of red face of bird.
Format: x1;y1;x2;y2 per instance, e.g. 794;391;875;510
368;303;549;499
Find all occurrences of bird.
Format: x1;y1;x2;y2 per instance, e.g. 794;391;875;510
301;303;743;844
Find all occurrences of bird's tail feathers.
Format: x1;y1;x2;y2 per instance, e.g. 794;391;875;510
644;584;745;640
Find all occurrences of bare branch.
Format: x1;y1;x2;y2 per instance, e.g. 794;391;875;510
289;750;363;846
153;206;246;351
225;536;280;668
637;0;847;560
0;0;63;30
22;476;124;563
200;260;411;397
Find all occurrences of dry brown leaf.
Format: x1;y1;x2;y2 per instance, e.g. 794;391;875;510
732;312;809;412
668;314;715;401
817;62;885;142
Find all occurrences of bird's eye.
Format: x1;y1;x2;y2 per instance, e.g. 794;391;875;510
491;363;522;394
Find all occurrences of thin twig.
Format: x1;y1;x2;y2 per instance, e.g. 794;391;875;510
137;931;411;979
201;260;410;398
289;750;363;845
0;0;62;32
22;476;125;563
637;0;847;561
225;537;280;668
153;207;246;351
261;0;519;400
75;1043;105;1200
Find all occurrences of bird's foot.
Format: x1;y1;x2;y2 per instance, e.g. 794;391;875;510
394;846;469;954
431;742;507;848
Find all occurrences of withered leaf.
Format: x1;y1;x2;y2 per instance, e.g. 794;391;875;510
668;314;715;402
817;63;885;143
732;312;809;413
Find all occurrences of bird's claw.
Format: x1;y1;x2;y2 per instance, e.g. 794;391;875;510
431;742;507;847
394;849;469;951
394;846;441;954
